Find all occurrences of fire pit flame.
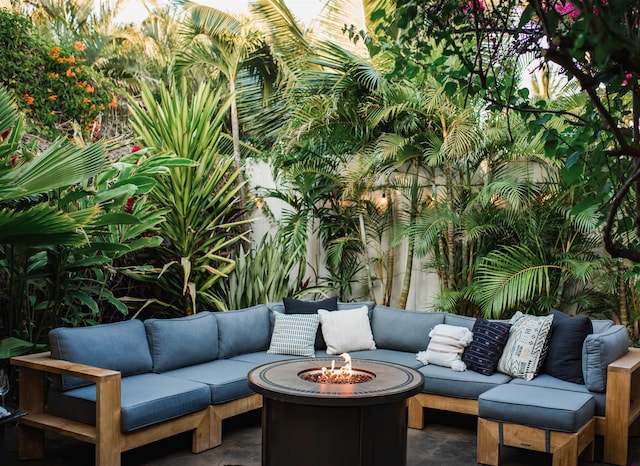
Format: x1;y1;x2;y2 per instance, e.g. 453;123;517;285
300;353;374;384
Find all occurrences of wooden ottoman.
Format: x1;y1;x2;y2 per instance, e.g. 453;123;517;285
477;385;596;466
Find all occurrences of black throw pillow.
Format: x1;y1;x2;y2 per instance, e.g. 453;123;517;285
283;296;339;349
462;318;511;376
543;309;593;384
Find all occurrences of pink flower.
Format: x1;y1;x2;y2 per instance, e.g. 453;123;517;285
622;73;633;86
132;145;141;153
555;1;581;19
463;0;485;14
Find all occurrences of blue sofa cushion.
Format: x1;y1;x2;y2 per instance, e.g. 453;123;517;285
47;373;210;432
371;306;444;353
144;311;218;373
163;359;257;403
479;384;595;433
509;375;606;417
347;349;425;369
49;319;153;390
543;310;592;384
582;324;629;392
420;364;511;399
462;318;511;376
283;296;338;349
216;305;271;359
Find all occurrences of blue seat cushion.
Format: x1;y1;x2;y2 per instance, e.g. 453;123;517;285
230;351;302;366
348;349;425;369
163;359;256;403
47;373;210;432
508;374;606;417
479;384;595;433
49;319;153;390
144;311;219;372
419;364;512;399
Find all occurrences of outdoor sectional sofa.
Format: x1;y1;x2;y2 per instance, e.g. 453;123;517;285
10;301;640;466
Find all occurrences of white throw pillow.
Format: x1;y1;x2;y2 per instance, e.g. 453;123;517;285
318;306;376;355
497;311;554;380
268;312;320;357
416;324;473;372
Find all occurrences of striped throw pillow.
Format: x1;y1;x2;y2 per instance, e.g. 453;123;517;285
268;312;320;357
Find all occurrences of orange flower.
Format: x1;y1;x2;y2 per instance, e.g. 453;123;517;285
51;46;60;59
98;103;105;110
74;41;84;51
86;85;94;93
67;55;76;64
49;72;59;79
24;94;34;105
49;95;57;100
76;81;87;88
83;97;91;104
66;67;76;77
108;95;119;109
90;104;96;111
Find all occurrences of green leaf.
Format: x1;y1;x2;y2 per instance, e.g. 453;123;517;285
93;212;141;227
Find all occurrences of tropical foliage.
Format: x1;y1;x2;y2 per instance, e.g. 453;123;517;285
128;80;250;314
0;0;638;344
0;85;169;347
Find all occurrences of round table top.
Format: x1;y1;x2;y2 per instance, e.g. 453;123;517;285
248;358;424;407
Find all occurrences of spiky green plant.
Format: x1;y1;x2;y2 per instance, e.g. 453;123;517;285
128;79;250;314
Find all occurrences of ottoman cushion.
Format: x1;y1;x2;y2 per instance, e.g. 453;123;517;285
478;384;595;433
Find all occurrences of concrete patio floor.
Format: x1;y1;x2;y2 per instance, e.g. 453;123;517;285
2;409;639;465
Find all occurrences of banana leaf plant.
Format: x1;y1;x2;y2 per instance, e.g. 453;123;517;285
0;85;185;349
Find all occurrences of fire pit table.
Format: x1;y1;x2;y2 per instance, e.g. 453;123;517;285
248;357;424;466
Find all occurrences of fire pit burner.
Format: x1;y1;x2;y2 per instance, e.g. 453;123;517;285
299;367;374;384
248;358;424;466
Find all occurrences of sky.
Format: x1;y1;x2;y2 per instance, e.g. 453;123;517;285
118;0;325;24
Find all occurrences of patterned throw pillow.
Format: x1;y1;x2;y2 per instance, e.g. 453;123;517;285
416;324;474;372
462;318;511;376
497;312;554;380
268;312;320;357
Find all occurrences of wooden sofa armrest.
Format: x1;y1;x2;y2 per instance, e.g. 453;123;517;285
11;351;120;381
603;347;640;465
11;351;122;464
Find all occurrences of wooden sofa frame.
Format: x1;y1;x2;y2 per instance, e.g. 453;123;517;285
407;347;640;466
11;348;640;466
10;352;263;466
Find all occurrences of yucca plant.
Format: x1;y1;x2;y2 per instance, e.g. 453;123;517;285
128;79;250;314
221;235;320;310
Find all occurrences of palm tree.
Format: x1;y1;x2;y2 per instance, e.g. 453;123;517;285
174;2;281;205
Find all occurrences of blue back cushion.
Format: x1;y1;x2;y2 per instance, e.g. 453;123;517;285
371;306;444;352
49;319;153;390
582;324;629;392
216;305;272;358
144;311;219;373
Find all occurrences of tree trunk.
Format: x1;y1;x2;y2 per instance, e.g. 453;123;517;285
229;78;246;207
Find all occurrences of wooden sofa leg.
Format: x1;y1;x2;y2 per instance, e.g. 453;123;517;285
550;434;577;466
95;375;122;466
210;406;223;448
407;396;425;429
477;418;499;466
18;366;45;460
18;425;45;460
192;409;214;453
